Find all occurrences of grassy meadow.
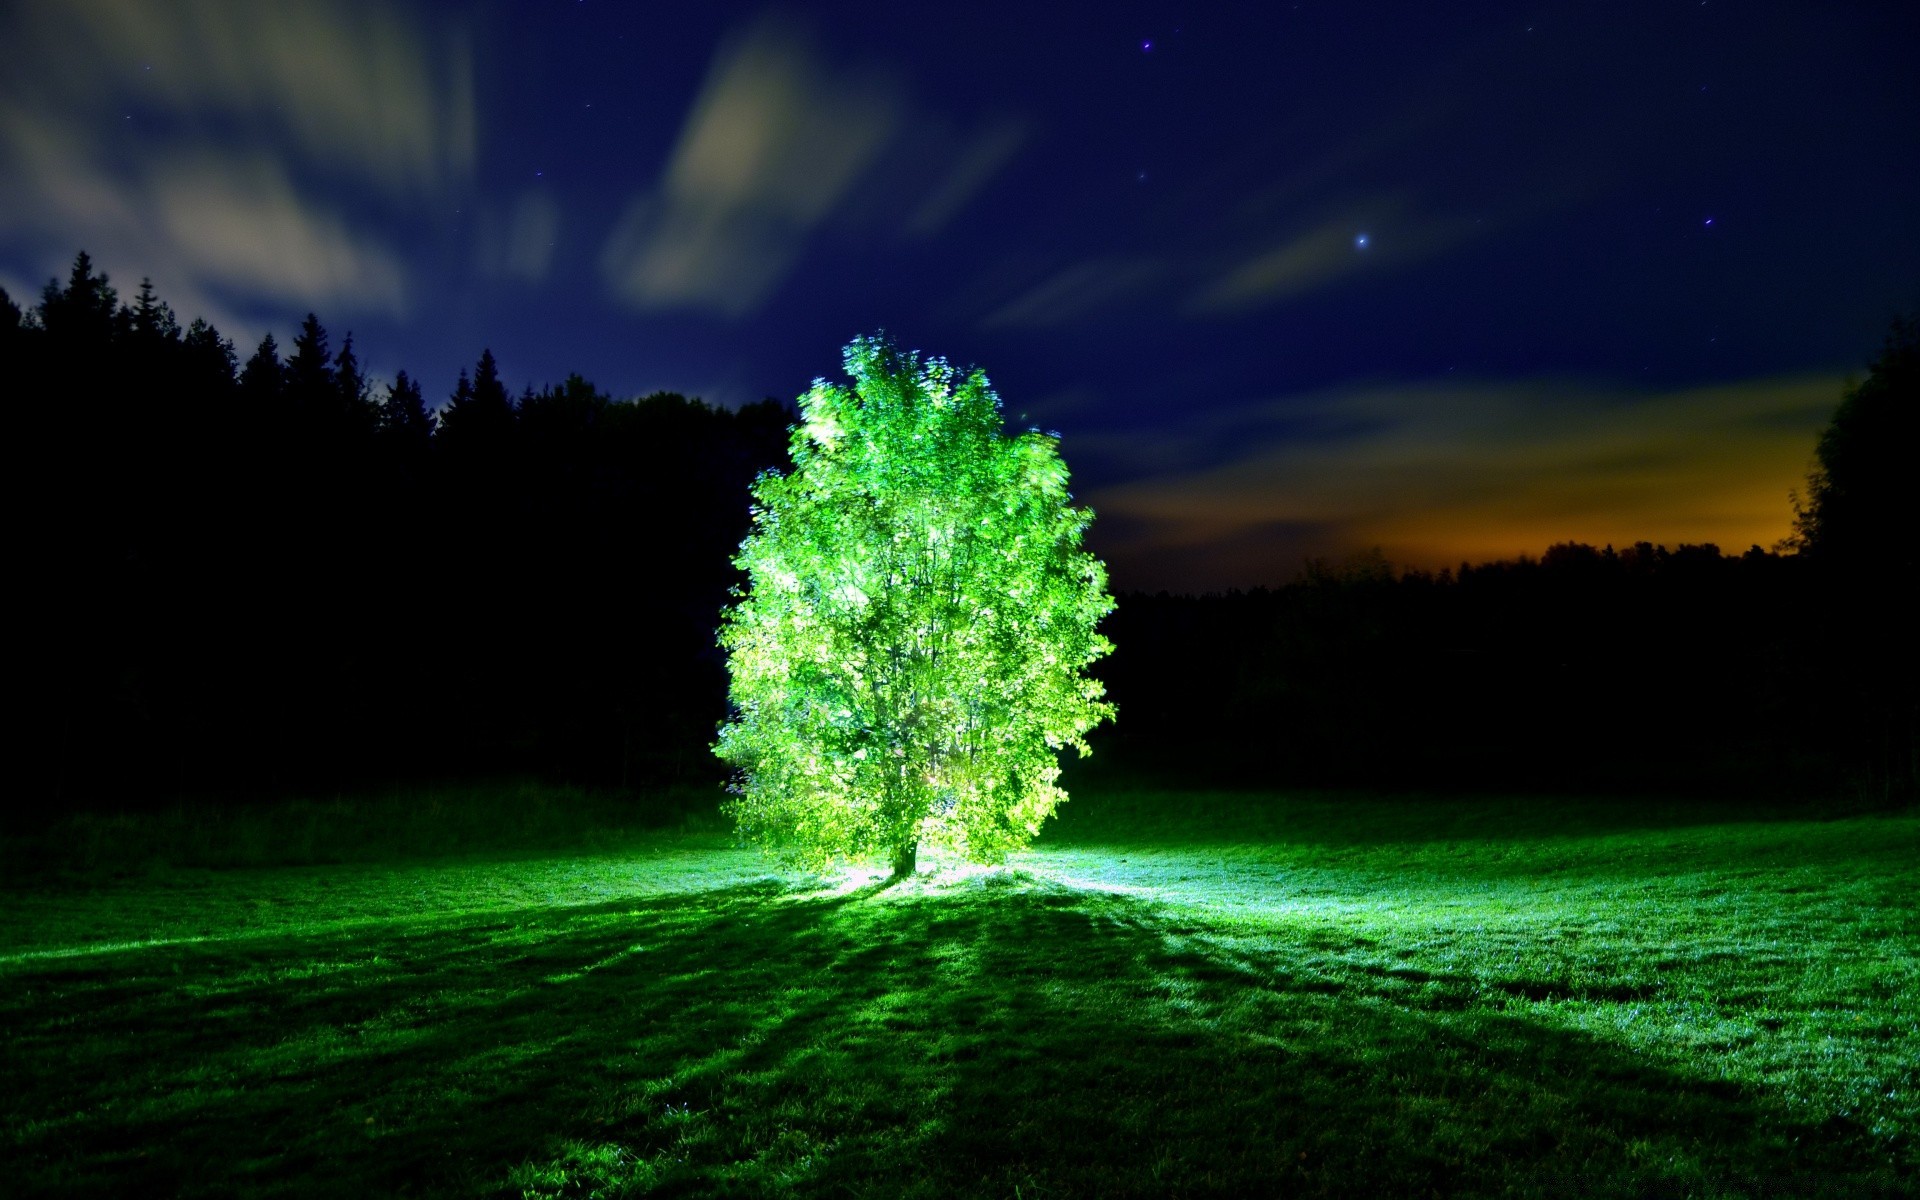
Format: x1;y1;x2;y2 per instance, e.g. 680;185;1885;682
2;785;1914;1197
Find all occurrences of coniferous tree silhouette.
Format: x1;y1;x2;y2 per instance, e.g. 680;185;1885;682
474;348;511;414
332;331;378;436
128;277;179;344
240;333;284;406
183;319;238;385
440;348;516;451
379;369;435;450
432;351;525;766
38;251;119;348
0;285;21;341
445;367;472;418
283;312;334;418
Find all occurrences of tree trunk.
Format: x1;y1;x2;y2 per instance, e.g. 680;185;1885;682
890;839;918;879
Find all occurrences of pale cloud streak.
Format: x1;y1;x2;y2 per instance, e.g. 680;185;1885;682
962;33;1607;333
476;191;562;285
13;0;474;197
0;0;471;324
904;118;1029;236
1089;374;1840;586
602;15;1028;318
982;257;1163;329
601;16;899;317
1188;200;1479;314
151;155;407;313
0;110;143;243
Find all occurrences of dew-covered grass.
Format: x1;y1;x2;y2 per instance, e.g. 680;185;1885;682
2;787;1913;1197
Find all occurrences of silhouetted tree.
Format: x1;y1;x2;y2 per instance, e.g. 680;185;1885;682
440;348;515;445
182;319;237;383
283;312;334;415
379;369;435;449
475;348;510;410
39;252;116;339
1790;316;1919;572
445;367;472;418
332;331;377;435
240;333;284;406
128;277;179;344
1789;316;1919;802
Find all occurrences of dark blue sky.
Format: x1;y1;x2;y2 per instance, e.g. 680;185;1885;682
3;1;1915;589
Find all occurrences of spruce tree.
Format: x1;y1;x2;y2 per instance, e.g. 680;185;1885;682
439;349;516;448
379;369;436;449
332;331;377;434
240;333;285;406
285;312;333;407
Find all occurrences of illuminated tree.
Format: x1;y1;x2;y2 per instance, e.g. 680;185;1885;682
716;334;1114;876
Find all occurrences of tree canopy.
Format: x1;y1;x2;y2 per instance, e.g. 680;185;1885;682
716;335;1115;875
1788;314;1918;802
1789;315;1919;580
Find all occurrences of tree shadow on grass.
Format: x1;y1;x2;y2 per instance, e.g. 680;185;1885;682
0;876;1903;1198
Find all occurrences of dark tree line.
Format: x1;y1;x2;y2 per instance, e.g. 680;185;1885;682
3;254;1911;814
1090;543;1826;794
9;254;792;811
1091;318;1917;802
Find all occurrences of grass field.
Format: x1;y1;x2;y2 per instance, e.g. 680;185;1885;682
2;787;1914;1197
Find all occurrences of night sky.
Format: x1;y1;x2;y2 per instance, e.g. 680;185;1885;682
3;1;1915;591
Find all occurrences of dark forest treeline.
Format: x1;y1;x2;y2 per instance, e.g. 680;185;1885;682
4;255;1914;814
1098;544;1834;795
8;254;793;810
1098;314;1917;802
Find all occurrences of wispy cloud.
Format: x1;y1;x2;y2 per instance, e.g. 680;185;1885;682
0;0;469;325
12;0;473;197
601;15;1030;318
958;30;1610;334
0;110;143;242
600;16;900;317
903;117;1029;236
1187;200;1479;314
475;190;562;285
1088;374;1840;588
151;154;407;313
982;257;1163;329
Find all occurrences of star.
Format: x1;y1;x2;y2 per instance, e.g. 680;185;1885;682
1354;233;1371;250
